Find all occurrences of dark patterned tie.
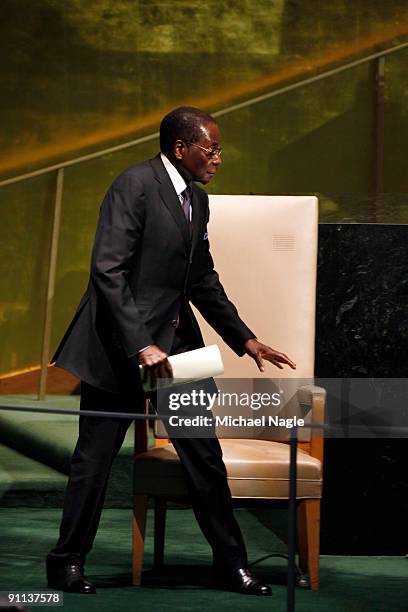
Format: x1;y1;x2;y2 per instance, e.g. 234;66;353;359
181;184;192;223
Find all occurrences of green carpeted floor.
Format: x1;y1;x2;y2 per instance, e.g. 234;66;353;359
0;444;67;506
0;395;147;507
0;507;406;612
1;397;407;611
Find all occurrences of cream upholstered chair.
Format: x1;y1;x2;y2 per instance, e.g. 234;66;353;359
132;195;324;590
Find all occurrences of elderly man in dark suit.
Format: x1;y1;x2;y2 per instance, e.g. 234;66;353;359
46;106;295;596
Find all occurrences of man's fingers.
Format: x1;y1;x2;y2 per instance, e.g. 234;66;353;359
155;362;165;381
272;360;284;370
163;359;173;379
254;352;264;372
140;349;171;388
156;359;173;381
263;354;284;369
246;340;296;371
277;353;296;369
264;350;296;370
263;350;296;370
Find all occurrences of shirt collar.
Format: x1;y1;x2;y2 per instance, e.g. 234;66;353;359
160;153;187;197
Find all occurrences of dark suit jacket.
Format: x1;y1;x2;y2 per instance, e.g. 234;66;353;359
53;154;255;393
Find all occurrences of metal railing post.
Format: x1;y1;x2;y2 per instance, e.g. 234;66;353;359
38;167;64;399
373;55;385;221
287;426;298;612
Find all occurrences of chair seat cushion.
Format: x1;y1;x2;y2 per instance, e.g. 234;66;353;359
134;439;322;499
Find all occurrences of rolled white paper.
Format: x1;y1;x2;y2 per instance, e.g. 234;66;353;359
140;344;224;391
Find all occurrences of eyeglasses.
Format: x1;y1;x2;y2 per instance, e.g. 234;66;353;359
186;142;223;160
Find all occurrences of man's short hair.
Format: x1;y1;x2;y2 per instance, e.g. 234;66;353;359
160;106;216;155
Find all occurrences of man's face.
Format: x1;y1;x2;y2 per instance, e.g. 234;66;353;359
175;121;222;184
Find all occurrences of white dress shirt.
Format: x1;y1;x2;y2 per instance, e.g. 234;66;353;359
160;152;192;222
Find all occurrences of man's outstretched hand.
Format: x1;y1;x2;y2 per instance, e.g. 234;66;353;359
244;338;296;372
138;344;173;387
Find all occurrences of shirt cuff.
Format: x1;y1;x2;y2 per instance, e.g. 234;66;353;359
138;345;152;353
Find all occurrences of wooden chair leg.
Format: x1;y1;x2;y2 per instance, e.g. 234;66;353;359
297;498;320;590
132;494;148;585
154;497;167;570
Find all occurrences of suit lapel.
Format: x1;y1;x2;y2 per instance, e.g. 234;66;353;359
150;155;191;251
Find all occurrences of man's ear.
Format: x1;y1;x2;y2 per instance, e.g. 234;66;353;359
174;139;185;161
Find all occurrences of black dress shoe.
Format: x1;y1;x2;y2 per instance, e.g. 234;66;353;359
215;567;272;596
46;558;96;594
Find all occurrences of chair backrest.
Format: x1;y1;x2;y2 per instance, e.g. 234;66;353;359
155;195;318;443
195;194;318;379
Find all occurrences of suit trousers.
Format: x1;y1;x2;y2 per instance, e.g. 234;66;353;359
48;341;248;572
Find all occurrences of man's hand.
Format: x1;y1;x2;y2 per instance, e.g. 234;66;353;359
244;338;296;372
139;344;173;387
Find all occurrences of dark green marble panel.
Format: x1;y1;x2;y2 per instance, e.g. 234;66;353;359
317;223;408;554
